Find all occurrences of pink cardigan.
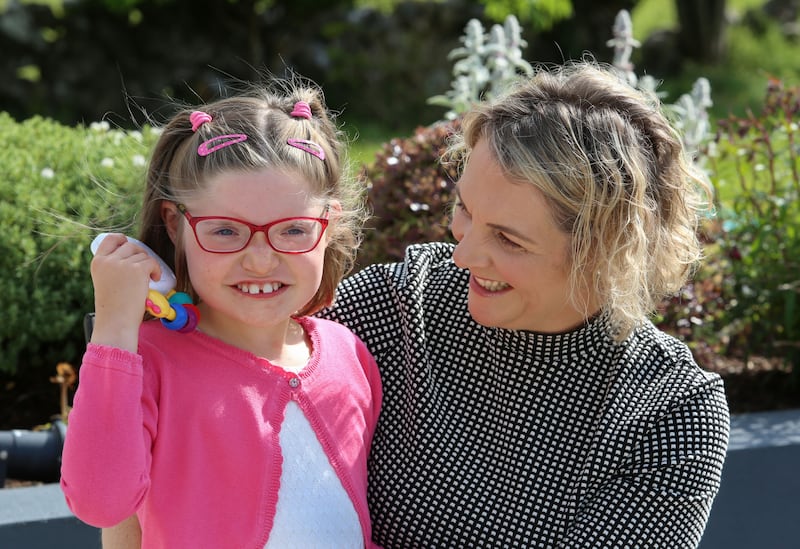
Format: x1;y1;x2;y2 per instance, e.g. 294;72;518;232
61;316;382;548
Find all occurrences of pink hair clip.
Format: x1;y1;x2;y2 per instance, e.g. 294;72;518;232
287;138;325;161
190;111;212;132
197;134;248;156
290;101;312;120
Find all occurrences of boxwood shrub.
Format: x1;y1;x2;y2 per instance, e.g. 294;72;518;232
0;113;154;376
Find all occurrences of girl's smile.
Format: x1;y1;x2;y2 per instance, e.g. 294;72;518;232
235;281;285;295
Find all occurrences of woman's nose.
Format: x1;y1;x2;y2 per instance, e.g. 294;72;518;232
452;226;489;270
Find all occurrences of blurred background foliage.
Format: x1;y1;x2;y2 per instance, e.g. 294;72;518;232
3;0;800;134
1;0;799;427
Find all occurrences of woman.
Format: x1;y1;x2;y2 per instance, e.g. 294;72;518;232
101;60;729;548
324;60;729;548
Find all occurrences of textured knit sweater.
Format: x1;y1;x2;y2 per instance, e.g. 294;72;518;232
61;316;382;549
320;242;730;549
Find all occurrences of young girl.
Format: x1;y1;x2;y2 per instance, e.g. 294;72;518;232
60;82;382;548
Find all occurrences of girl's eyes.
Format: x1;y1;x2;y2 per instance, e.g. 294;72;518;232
279;224;311;238
210;226;240;237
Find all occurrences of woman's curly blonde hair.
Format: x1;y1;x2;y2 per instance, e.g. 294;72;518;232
447;60;713;340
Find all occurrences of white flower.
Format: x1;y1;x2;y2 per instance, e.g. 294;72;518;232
100;158;114;168
90;121;110;132
40;167;54;179
132;155;146;167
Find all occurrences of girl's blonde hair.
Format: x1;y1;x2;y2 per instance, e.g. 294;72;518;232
448;61;713;340
138;78;365;316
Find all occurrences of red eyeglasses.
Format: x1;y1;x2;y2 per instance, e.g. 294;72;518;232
177;204;329;254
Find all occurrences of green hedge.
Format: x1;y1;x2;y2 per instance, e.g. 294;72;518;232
0;113;154;375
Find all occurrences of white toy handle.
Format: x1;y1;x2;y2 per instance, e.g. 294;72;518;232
90;233;177;295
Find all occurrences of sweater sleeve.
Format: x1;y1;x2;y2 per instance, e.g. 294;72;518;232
356;335;383;451
559;376;730;549
60;343;156;527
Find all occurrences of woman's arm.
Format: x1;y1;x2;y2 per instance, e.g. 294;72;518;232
561;382;730;548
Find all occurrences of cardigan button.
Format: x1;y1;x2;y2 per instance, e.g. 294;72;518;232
288;376;300;388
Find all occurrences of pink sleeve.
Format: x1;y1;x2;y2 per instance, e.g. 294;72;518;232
60;344;156;527
356;337;383;449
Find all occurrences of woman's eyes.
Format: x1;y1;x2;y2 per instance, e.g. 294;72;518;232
452;198;469;217
496;232;524;250
455;198;525;250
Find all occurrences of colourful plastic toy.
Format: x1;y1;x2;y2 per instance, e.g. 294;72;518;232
90;233;200;333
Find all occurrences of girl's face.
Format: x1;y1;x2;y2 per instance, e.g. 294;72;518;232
450;139;597;333
164;168;328;342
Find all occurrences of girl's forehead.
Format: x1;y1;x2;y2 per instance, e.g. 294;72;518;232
188;169;323;215
202;169;315;196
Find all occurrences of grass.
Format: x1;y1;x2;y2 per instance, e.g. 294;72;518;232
342;119;393;169
631;0;768;40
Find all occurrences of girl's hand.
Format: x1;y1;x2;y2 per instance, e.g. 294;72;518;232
89;233;163;352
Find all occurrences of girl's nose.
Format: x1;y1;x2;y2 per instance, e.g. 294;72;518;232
241;231;279;272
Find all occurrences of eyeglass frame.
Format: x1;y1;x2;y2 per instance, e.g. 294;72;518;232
176;203;330;255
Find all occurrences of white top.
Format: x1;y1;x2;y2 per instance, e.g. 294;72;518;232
265;401;363;548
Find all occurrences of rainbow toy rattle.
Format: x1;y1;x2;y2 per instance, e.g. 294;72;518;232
90;233;200;333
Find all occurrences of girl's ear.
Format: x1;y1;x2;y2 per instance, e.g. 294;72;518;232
323;200;342;246
327;199;342;221
161;202;180;243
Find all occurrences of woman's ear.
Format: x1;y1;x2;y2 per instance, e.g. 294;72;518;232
161;202;180;243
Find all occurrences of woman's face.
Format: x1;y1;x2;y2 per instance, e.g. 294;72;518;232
450;139;595;333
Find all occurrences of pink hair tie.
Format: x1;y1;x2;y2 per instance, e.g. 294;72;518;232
190;111;212;132
290;101;312;120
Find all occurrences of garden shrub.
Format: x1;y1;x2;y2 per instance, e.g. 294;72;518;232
706;79;800;368
654;77;800;378
0;113;153;376
356;120;460;270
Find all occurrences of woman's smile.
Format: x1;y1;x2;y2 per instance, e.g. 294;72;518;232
471;274;511;294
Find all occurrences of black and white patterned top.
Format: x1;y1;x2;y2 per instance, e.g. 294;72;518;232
320;243;730;548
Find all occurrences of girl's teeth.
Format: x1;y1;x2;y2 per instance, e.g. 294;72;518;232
239;283;282;294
